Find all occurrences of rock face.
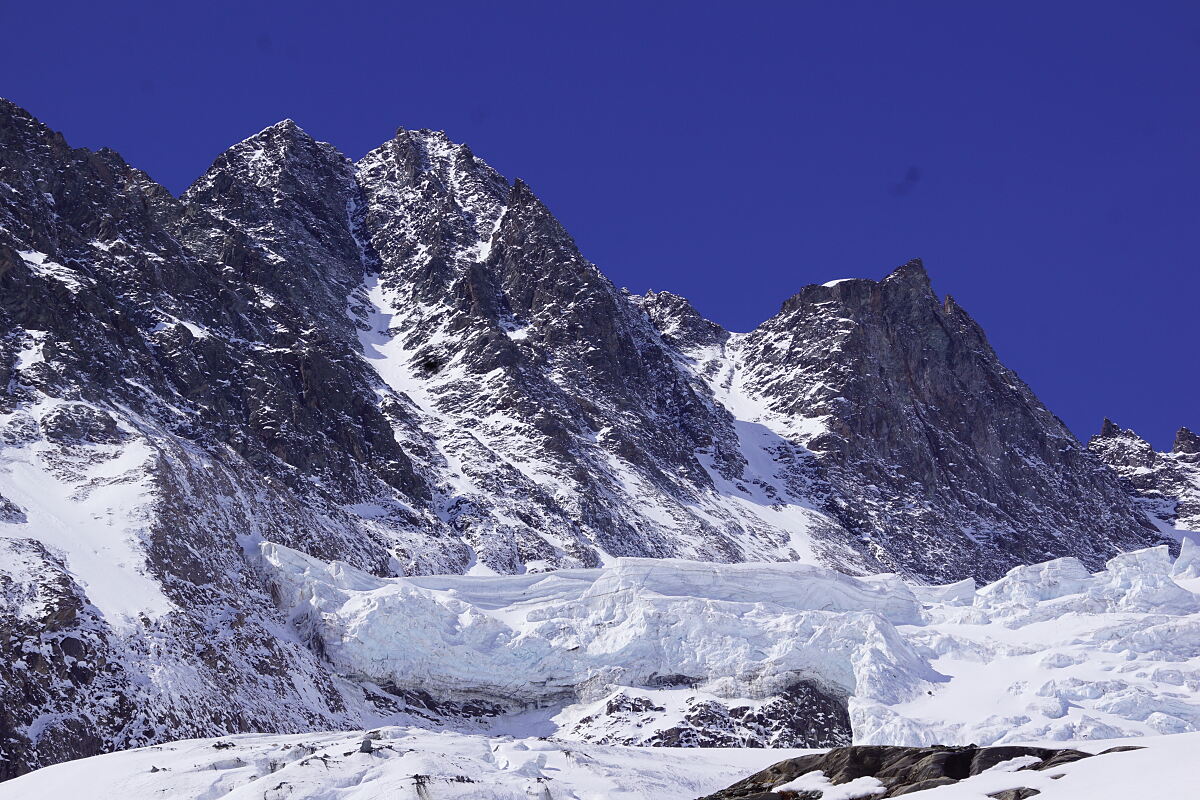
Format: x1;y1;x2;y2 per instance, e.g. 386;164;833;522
1090;421;1200;534
564;683;852;749
0;97;1174;776
675;267;1163;582
699;743;1110;799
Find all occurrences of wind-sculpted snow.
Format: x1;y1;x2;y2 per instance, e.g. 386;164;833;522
262;542;1200;750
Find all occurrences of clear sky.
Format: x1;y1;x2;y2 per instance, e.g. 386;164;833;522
3;1;1196;448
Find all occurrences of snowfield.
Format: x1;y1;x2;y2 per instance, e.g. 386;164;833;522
0;728;815;799
0;728;1194;799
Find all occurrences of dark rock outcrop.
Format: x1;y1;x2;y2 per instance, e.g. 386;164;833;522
682;261;1163;582
699;743;1132;799
1174;426;1200;456
1090;420;1200;533
567;682;851;749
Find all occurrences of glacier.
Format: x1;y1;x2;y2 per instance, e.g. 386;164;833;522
5;541;1194;797
254;539;1200;749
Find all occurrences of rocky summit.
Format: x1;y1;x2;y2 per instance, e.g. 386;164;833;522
0;99;1183;778
1090;420;1200;535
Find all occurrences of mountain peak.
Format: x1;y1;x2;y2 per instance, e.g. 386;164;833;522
389;127;476;163
261;117;300;134
235;117;324;154
1175;426;1200;455
882;257;932;290
637;290;727;350
777;258;935;317
187;116;347;197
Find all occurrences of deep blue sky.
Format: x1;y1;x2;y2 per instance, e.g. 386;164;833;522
3;1;1197;448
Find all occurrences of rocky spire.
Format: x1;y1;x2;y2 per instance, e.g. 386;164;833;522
1175;426;1200;455
636;289;728;353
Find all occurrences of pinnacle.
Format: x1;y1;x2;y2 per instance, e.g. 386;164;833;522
508;178;541;206
1174;426;1200;454
883;257;932;288
242;118;316;149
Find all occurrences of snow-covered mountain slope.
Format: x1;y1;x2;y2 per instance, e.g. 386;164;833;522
1;96;1163;583
640;270;1164;583
0;95;1184;777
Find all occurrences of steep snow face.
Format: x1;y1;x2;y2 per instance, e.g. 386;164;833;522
0;402;170;622
262;542;1200;749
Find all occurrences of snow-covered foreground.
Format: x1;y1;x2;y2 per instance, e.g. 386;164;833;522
1;728;1195;800
260;539;1200;746
0;727;815;799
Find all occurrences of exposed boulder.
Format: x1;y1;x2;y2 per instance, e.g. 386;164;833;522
699;744;1113;799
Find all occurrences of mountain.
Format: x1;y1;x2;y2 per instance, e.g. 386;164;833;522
0;98;1177;778
1090;421;1200;535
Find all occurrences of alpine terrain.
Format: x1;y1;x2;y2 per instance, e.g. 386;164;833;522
0;98;1194;796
